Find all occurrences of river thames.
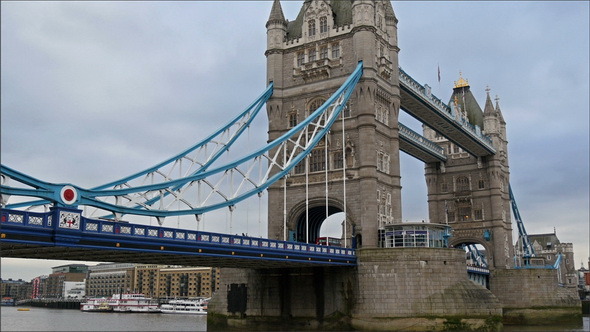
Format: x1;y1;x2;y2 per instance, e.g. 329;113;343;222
1;307;206;331
1;306;588;331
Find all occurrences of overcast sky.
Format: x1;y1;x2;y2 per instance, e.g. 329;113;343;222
1;1;588;281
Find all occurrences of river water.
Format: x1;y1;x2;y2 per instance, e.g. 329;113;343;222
1;306;206;331
1;306;588;331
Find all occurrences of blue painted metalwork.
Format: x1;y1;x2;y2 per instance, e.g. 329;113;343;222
1;62;363;219
5;83;274;211
465;243;488;269
509;184;535;266
0;207;356;266
398;67;496;155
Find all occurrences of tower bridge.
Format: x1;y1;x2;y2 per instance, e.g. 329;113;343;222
1;0;580;330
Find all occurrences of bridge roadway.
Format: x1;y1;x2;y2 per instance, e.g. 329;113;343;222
0;207;356;269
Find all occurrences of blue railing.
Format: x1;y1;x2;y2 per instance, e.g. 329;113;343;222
0;208;356;259
398;67;495;150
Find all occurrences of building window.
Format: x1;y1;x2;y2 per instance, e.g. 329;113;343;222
331;43;340;58
310;149;325;172
457;205;471;221
294;161;305;174
319;16;328;34
441;182;448;193
320;46;328;59
376;105;388;124
456;176;470;192
308;20;316;37
288;112;297;128
377;151;390;174
447;211;455;222
478;179;485;189
341;101;351;118
297;52;305;66
333;151;343;169
308;49;317;62
474;209;483;220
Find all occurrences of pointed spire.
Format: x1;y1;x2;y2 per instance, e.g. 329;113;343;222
385;1;397;22
494;94;506;124
267;0;286;28
483;86;495;116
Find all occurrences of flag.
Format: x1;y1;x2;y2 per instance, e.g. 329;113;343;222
437;64;441;83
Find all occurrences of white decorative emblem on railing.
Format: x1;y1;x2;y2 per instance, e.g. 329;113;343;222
163;231;173;238
120;226;131;234
175;232;185;239
148;229;158;237
134;228;145;236
188;233;196;240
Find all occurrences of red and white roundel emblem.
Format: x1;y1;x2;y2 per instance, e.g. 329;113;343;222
60;185;78;205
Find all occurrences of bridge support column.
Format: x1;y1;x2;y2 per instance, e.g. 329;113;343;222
208;266;355;331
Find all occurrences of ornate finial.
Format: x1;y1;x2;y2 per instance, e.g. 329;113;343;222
485;86;491;95
495;95;500;104
453;71;469;88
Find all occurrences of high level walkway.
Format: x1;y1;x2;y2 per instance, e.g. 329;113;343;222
399;67;496;157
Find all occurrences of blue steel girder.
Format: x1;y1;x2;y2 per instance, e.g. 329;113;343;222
398;68;496;157
4;83;274;211
398;122;447;163
0;62;363;219
0;207;356;268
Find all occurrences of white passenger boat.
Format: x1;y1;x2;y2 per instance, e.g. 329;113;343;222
80;297;112;312
108;293;160;313
159;297;209;315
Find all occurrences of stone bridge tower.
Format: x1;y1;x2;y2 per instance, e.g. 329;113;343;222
265;0;401;248
423;76;514;268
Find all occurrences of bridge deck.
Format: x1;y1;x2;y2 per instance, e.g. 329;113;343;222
1;208;356;269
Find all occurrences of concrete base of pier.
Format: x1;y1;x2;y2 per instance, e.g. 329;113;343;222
208;247;503;331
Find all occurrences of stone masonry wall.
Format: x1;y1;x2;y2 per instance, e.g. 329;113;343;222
354;247;502;318
490;268;580;308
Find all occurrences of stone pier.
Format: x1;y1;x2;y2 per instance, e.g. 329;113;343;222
208;247;503;331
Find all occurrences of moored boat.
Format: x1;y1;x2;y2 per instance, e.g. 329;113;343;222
80;297;112;312
159;297;209;315
109;293;160;313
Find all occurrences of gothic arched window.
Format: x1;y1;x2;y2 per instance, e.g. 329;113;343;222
319;17;328;34
456;176;470;192
308;20;316;37
308;98;325;115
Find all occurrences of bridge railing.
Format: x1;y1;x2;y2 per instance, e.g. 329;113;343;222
398;123;447;160
398;67;494;149
1;208;356;259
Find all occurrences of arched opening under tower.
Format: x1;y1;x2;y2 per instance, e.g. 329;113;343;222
295;206;342;244
451;240;490;289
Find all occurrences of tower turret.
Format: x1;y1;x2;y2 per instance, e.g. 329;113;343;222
266;0;287;86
